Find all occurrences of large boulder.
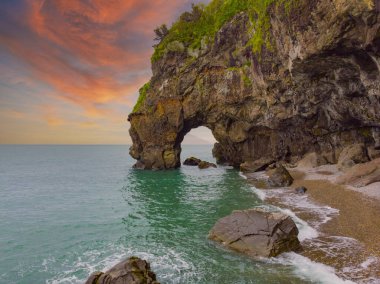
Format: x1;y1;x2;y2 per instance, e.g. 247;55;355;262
183;157;202;166
297;152;329;168
337;144;369;170
198;161;217;169
85;257;159;284
267;165;294;187
209;208;301;257
336;158;380;187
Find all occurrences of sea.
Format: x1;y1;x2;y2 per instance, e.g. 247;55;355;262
0;145;375;283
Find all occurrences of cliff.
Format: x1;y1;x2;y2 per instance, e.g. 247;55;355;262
128;0;380;170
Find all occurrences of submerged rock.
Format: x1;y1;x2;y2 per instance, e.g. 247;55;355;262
209;208;301;257
85;257;159;284
183;157;202;166
267;165;294;187
198;161;217;169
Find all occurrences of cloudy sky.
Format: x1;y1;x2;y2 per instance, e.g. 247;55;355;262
0;0;215;144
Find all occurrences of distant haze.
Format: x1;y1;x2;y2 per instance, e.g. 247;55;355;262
182;126;217;145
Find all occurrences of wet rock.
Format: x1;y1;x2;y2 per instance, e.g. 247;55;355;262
336;158;380;187
85;257;159;284
209;208;301;257
183;157;202;166
295;186;308;194
337;144;369;170
198;161;217;169
267;165;294;187
240;158;275;173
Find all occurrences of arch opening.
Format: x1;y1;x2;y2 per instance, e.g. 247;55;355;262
179;126;217;166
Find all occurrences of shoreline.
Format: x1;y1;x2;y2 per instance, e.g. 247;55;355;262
243;163;380;282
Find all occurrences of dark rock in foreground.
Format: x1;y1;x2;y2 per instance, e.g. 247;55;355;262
198;161;217;169
209;208;301;257
183;157;202;166
268;165;294;187
85;257;159;284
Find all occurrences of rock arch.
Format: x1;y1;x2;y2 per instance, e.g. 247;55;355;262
128;1;380;170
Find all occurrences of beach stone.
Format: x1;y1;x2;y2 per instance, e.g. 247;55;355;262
85;257;159;284
198;161;217;169
337;144;369;170
295;186;308;194
267;165;294;187
240;158;275;173
336;158;380;187
183;157;202;166
209;208;301;257
297;152;328;168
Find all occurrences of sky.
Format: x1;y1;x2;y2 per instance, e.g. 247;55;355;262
0;0;215;145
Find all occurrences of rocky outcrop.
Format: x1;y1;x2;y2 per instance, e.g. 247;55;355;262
183;157;202;166
85;257;159;284
337;143;369;170
267;165;294;187
336;158;380;187
209;208;301;257
240;158;275;173
128;0;380;170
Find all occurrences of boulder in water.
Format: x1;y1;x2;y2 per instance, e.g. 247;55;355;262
85;256;159;284
209;208;301;257
183;157;202;166
198;161;217;169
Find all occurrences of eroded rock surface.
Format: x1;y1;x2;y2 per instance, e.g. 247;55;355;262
128;0;380;169
183;157;202;166
337;143;369;170
209;208;301;257
336;158;380;187
268;165;294;187
85;257;159;284
198;161;217;169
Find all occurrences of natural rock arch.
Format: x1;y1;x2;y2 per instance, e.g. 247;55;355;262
128;0;380;170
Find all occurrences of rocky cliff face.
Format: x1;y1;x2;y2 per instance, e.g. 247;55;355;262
128;0;380;170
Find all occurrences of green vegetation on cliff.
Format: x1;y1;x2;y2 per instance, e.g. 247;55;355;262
133;82;150;113
152;0;297;63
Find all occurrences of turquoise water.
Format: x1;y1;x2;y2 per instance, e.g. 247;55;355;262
0;145;342;283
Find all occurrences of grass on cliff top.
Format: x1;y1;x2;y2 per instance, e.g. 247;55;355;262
151;0;297;63
132;82;150;113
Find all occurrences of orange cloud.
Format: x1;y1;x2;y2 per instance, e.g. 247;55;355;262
1;0;189;118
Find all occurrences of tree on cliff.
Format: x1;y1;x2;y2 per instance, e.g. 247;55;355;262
153;24;169;47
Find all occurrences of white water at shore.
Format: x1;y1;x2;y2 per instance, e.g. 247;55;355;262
242;170;380;284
